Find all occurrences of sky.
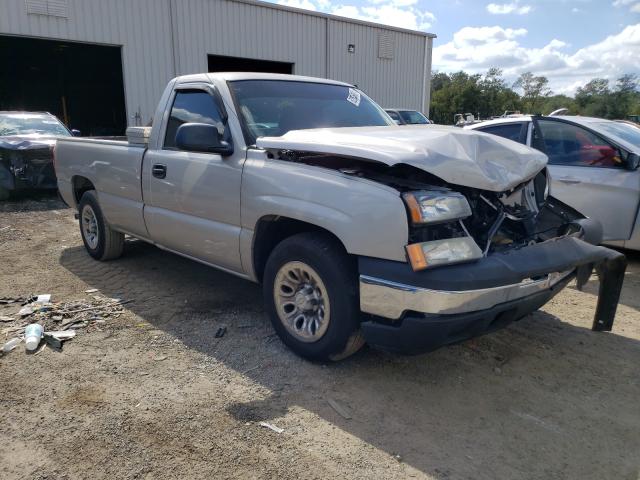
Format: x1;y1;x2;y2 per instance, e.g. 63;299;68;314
263;0;640;95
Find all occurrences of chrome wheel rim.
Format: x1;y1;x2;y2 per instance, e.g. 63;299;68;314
273;261;330;343
81;205;99;250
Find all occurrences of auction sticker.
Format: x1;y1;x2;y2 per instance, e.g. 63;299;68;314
347;88;361;107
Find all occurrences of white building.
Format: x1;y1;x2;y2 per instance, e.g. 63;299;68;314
0;0;435;135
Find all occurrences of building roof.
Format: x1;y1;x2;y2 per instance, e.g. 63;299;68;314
230;0;437;38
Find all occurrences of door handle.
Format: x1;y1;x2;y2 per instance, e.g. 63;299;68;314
152;164;167;179
557;177;581;184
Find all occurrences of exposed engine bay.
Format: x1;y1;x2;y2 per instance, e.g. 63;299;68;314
270;150;585;255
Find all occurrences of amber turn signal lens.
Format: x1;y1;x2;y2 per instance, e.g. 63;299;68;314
406;243;428;271
403;194;423;224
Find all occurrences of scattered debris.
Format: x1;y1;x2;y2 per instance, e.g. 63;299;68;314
34;294;51;304
46;330;77;341
327;398;352;420
153;355;168;361
43;334;62;351
0;296;29;305
393;453;403;462
259;421;284;434
2;337;21;353
85;288;99;293
1;292;130;357
215;326;227;338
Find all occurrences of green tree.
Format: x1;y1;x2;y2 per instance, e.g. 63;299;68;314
513;72;551;113
478;68;521;117
430;71;483;124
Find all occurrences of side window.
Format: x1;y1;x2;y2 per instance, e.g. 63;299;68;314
387;111;401;122
536;119;623;168
164;90;224;149
478;123;526;144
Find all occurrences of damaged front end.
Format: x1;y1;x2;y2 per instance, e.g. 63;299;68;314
268;149;627;347
0;140;57;197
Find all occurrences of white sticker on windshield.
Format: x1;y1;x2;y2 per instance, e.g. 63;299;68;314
347;88;361;107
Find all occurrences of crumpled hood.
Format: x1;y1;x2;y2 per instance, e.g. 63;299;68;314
0;135;57;150
257;125;548;192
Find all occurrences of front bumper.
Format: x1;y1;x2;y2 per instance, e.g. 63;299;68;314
0;149;57;193
358;236;626;354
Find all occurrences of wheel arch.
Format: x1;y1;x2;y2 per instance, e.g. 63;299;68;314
71;176;96;206
251;215;349;283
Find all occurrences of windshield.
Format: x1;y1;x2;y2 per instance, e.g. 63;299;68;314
229;80;393;144
0;113;71;137
595;122;640;148
399;110;429;124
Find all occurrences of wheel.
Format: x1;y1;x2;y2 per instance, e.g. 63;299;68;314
263;232;365;362
78;190;124;261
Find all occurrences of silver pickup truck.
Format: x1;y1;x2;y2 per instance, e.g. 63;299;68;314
55;72;627;361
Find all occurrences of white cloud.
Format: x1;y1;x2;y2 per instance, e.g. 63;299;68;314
331;2;436;30
613;0;640;13
275;0;435;31
486;2;532;15
433;24;640;94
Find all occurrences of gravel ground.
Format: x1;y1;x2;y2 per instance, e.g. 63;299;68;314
1;193;639;480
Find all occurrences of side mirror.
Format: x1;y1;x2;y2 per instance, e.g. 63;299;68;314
175;123;233;156
71;129;81;136
626;152;640;170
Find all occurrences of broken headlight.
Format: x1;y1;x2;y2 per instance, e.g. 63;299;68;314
405;237;483;271
403;191;472;225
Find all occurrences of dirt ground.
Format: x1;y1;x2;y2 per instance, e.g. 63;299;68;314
1;193;639;480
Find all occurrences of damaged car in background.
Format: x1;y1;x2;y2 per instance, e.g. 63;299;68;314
54;73;627;361
0;111;77;200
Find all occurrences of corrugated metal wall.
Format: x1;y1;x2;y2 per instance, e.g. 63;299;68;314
0;0;431;125
173;0;328;78
0;0;175;125
327;19;427;110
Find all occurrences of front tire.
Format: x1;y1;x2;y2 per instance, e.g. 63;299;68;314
263;232;365;362
78;190;124;261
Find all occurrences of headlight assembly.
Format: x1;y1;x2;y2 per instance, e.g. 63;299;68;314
403;191;472;225
406;237;483;271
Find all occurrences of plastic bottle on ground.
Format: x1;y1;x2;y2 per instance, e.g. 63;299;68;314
24;323;44;351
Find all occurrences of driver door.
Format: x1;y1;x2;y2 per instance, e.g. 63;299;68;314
533;118;640;241
144;86;244;272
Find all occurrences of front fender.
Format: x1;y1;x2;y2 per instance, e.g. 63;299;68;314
241;153;409;265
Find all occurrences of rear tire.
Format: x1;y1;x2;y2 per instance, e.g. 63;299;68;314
263;232;365;362
78;190;124;261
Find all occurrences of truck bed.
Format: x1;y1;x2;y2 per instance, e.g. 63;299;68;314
55;136;149;239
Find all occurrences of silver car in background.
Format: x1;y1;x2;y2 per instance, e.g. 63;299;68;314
466;115;640;250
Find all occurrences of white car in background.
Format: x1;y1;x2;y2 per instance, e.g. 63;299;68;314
466;115;640;250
